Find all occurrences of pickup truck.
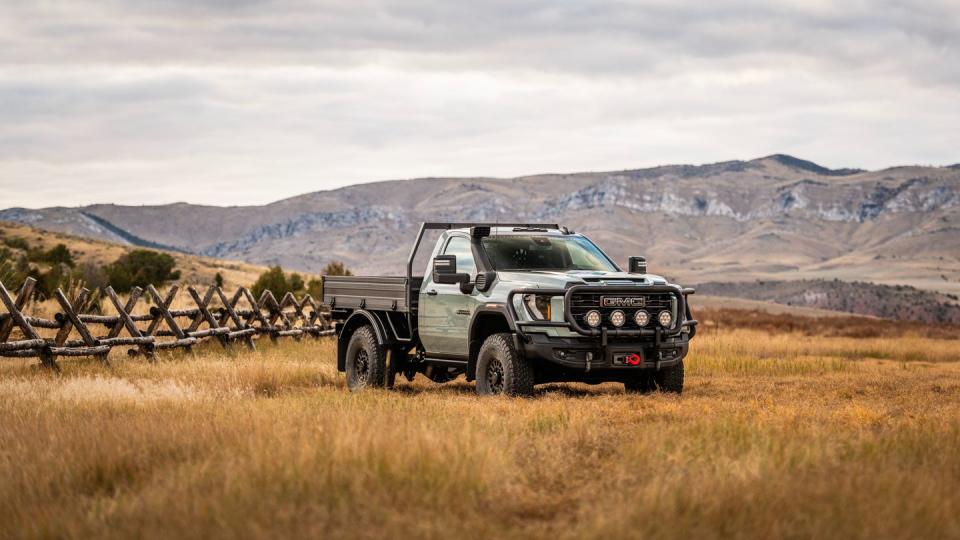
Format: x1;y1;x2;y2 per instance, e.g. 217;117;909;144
324;222;697;396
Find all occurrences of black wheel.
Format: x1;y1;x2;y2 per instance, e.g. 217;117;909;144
346;326;387;391
654;360;684;394
475;333;534;396
624;372;656;394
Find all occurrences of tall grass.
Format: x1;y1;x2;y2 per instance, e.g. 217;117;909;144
1;330;958;539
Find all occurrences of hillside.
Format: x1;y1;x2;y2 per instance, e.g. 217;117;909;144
0;221;267;291
2;154;958;295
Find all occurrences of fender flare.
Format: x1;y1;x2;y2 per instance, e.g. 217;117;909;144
337;310;391;372
466;304;517;380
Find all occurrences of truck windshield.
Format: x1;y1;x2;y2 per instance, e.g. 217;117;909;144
481;235;618;272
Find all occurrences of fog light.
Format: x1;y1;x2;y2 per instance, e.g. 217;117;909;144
658;310;673;327
634;310;650;327
609;310;626;327
584;310;602;328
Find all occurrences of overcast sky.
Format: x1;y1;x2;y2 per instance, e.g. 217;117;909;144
1;0;958;208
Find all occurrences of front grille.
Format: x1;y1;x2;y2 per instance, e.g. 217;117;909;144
569;292;674;330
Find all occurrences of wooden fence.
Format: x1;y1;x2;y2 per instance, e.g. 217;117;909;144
0;277;334;372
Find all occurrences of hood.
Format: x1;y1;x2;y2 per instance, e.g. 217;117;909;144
495;270;670;289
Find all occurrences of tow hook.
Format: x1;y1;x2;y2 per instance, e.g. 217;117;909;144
585;352;592;373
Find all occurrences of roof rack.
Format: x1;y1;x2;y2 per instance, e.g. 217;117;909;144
418;222;560;230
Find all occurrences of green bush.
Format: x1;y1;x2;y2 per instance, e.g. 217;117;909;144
2;237;30;251
106;250;181;293
0;255;31;291
249;267;335;300
73;260;109;291
251;266;296;299
304;261;353;300
307;278;323;300
323;261;353;277
40;244;75;267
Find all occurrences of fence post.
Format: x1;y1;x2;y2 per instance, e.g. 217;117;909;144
187;286;230;350
1;280;58;372
0;277;36;343
53;288;110;366
216;287;255;351
102;286;154;360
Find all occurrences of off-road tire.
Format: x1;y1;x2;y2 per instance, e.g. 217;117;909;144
654;360;684;394
475;333;534;397
624;372;656;394
346;326;387;391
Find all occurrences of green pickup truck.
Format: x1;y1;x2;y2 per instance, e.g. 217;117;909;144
324;223;697;396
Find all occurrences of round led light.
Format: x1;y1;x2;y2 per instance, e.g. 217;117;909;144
610;310;626;327
634;310;650;327
584;310;602;328
658;310;673;328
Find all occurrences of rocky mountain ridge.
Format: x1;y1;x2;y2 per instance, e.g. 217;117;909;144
3;154;958;296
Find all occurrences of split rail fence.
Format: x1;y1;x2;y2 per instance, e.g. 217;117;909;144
0;277;334;372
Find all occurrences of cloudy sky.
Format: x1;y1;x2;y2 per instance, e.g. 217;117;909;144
1;0;958;208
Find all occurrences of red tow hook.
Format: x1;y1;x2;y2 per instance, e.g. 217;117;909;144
626;353;642;366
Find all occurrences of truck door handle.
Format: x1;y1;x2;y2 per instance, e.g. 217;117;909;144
426;290;438;296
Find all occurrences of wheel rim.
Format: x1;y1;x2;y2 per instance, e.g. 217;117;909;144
354;349;370;385
486;358;505;394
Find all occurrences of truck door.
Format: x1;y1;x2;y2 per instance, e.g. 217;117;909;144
418;235;477;357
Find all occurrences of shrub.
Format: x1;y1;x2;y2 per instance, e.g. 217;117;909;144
289;273;305;292
40;244;75;268
323;261;352;277
3;237;29;251
38;263;74;297
106;250;181;293
251;267;292;300
307;278;323;299
250;267;324;300
73;260;110;291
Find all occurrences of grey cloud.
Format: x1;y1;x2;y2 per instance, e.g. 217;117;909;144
0;1;958;208
2;1;957;84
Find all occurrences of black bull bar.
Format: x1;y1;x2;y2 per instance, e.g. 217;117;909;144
507;284;698;341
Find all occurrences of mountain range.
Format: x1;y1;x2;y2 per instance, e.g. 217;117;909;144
3;155;958;300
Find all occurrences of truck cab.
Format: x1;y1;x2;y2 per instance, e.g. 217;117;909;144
324;222;697;396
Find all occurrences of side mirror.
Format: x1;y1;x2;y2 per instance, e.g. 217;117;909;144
433;255;472;288
628;256;647;274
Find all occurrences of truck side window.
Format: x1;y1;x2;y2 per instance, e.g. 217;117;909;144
444;237;477;275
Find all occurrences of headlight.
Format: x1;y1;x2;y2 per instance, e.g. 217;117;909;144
658;310;673;327
584;310;602;328
523;294;552;321
609;310;626;327
634;310;650;327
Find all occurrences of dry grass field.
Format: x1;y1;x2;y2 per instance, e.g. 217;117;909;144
1;318;959;539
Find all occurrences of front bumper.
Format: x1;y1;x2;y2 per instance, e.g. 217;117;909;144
519;329;689;371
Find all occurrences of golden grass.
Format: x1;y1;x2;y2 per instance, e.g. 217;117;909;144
1;332;959;539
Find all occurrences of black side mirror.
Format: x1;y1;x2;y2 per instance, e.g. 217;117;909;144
433;255;472;288
628;256;647;274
